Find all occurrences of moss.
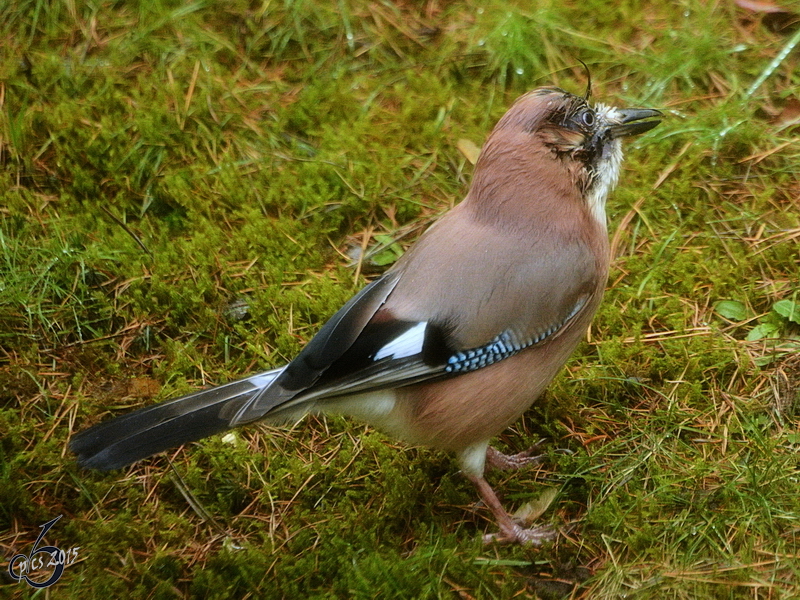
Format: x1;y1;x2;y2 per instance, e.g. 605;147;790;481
5;0;800;598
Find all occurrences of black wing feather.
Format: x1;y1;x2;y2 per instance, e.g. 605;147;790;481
274;271;402;392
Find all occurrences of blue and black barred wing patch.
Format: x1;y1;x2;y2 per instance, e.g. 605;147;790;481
445;296;588;374
281;296;590;404
445;298;587;374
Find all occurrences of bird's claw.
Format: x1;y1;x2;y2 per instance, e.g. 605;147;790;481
486;443;546;472
482;523;556;546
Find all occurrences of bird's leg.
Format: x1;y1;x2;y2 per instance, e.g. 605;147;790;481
459;441;555;545
485;441;546;472
465;472;556;546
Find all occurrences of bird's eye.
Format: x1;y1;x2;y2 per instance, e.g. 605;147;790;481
580;110;595;127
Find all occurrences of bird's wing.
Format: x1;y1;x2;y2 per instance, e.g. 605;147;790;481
229;209;600;425
228;269;428;424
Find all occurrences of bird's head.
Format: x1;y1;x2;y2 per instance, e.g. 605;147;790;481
470;87;661;228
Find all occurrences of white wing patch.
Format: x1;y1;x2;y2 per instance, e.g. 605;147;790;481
374;321;428;360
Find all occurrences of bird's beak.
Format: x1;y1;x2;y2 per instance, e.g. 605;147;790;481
609;108;662;138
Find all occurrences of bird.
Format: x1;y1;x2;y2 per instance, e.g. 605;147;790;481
70;85;661;545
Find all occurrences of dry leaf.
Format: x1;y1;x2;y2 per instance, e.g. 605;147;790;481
512;487;559;525
456;138;481;165
774;97;800;128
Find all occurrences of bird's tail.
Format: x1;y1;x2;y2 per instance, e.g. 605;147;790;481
69;368;284;471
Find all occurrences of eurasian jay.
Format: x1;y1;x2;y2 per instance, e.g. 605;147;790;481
70;86;661;545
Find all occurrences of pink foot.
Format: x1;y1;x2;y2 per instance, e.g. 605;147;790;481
485;442;546;472
482;523;556;546
466;469;558;547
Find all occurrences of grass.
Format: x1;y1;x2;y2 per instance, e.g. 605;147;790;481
2;0;800;598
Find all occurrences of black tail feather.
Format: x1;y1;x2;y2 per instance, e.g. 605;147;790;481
70;369;282;471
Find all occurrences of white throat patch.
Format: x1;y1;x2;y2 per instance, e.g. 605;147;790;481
587;104;625;230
